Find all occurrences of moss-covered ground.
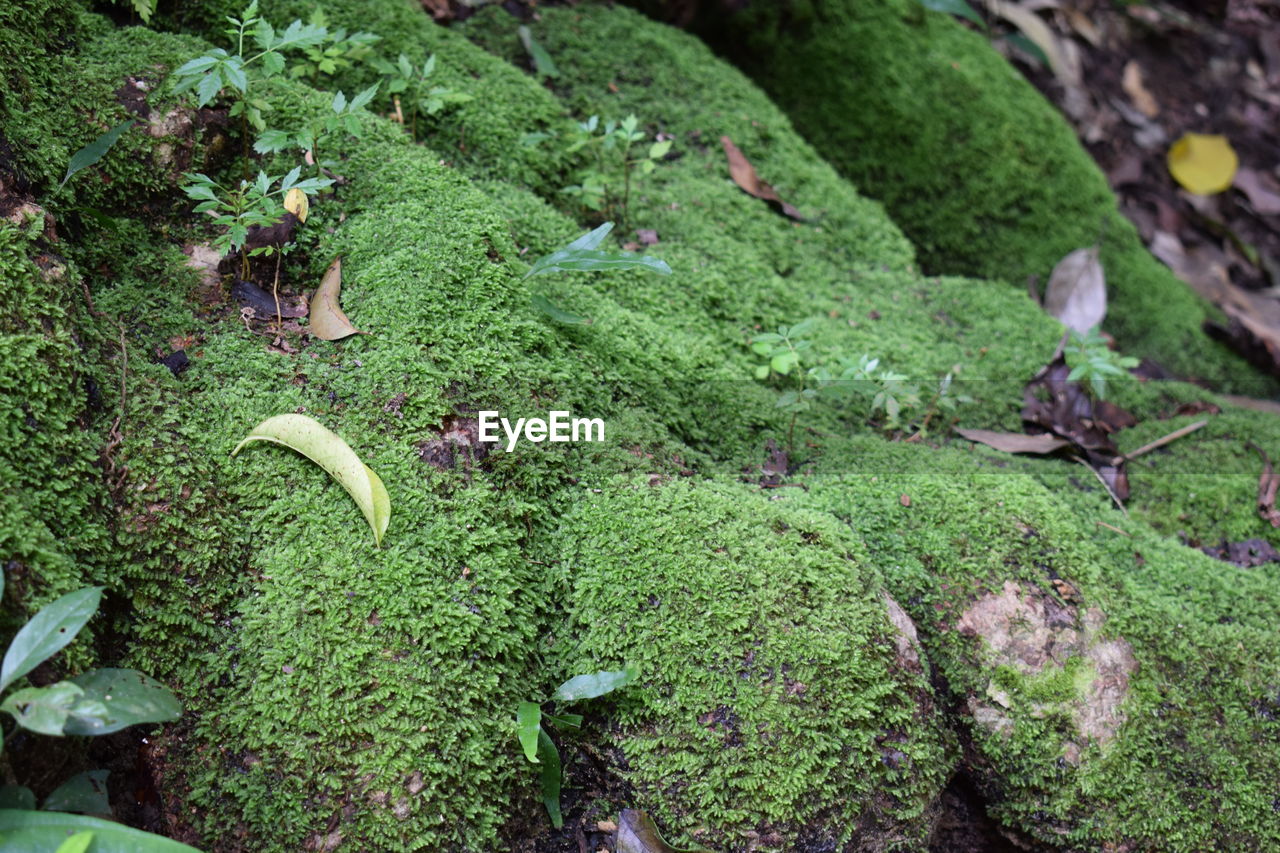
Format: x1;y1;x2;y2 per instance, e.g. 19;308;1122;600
3;0;1280;849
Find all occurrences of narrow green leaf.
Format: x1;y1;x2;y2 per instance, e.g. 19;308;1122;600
1;587;102;692
543;712;583;729
43;771;109;815
516;701;542;763
1004;32;1050;67
232;414;391;547
62;668;181;735
173;55;219;75
553;664;639;703
518;26;560;78
349;82;380;111
531;294;591;326
0;810;202;852
525;224;672;278
1;682;83;735
0;787;35;810
60;121;134;190
536;729;562;829
920;0;985;27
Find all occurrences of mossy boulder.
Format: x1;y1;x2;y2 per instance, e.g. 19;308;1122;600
664;0;1259;392
4;0;1280;850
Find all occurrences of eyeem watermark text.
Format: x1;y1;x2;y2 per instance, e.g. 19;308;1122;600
478;410;605;452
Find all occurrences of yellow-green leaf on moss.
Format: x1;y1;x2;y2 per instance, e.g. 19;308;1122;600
231;414;391;547
1168;133;1238;195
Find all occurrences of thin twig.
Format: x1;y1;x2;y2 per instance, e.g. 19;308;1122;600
1120;419;1208;463
1095;520;1131;536
272;250;283;333
1074;455;1129;518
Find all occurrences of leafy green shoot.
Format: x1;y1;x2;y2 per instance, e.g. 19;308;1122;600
525;222;671;278
1064;326;1139;399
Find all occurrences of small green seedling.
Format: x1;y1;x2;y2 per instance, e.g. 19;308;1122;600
516;665;639;828
372;53;473;141
533;114;671;229
289;10;379;86
182;166;332;276
1064;326;1139;400
751;319;819;450
254;83;380;175
518;25;559;78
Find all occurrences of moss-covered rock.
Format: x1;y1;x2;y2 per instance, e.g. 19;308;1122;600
6;0;1280;850
663;0;1260;392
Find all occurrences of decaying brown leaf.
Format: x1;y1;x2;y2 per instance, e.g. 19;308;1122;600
1234;168;1280;215
309;257;364;341
1247;442;1280;528
615;809;709;853
956;428;1071;455
1044;247;1106;334
1122;61;1160;118
720;136;804;221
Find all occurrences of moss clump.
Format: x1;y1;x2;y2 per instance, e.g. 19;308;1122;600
665;0;1257;391
551;477;952;850
782;434;1280;849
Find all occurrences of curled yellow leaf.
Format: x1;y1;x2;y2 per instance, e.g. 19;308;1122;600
1167;133;1238;196
232;414;391;548
283;187;309;223
310;257;363;341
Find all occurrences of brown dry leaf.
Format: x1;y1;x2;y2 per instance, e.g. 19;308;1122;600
1122;61;1160;118
720;136;804;221
1064;7;1102;47
1248;443;1280;527
615;809;709;853
1044;247;1106;333
310;257;364;341
984;0;1077;84
956;428;1071;455
1234;168;1280;215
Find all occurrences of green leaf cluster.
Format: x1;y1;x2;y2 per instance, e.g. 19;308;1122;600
516;666;639;828
1064;326;1140;399
289;10;380;86
182;167;332;257
253;84;380;172
372;53;474;140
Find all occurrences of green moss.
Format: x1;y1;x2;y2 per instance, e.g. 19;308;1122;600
8;0;1280;849
551;477;951;850
668;0;1259;391
782;434;1280;848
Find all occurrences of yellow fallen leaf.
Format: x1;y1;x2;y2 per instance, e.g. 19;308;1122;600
309;257;363;341
232;413;391;548
283;187;309;223
1167;133;1238;195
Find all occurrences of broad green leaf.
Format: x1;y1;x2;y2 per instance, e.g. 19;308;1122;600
0;810;202;852
518;26;560;78
173;55;219;75
349;82;380;111
60;121;134;190
553;665;639;703
0;786;35;810
920;0;984;26
43;771;109;815
525;224;672;278
195;70;222;106
531;294;591;326
1003;32;1050;68
649;139;672;160
253;130;293;153
232;414;391;547
516;701;542;763
1;682;83;735
62;669;181;736
536;729;562;829
1;587;102;692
